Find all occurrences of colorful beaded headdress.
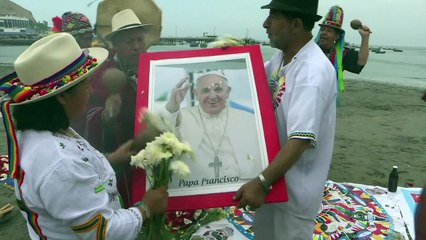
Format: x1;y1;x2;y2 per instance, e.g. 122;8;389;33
52;12;93;36
319;6;344;33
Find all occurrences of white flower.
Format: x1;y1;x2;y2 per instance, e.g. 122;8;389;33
193;209;203;220
169;160;190;177
155;132;193;156
0;173;7;181
131;110;194;187
147;141;173;162
183;218;192;225
130;149;148;169
138;108;173;132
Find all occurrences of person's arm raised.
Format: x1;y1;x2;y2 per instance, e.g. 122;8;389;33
357;25;371;66
165;76;191;113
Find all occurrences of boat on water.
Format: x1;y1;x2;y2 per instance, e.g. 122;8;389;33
382;47;403;52
371;47;386;54
199;42;207;48
0;14;39;46
189;42;199;47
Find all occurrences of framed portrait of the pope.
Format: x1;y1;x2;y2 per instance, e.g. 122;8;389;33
132;45;287;210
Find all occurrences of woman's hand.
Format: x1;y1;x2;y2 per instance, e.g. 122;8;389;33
107;140;136;164
141;186;169;218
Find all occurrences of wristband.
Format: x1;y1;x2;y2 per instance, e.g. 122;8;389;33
257;173;272;194
135;201;150;219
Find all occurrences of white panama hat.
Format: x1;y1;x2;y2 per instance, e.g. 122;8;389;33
0;32;108;105
104;9;152;41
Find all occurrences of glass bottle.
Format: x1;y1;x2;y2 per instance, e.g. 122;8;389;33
387;166;398;192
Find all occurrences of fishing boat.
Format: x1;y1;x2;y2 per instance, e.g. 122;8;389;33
371;47;386;54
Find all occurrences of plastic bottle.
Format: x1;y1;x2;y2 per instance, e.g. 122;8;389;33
387;166;399;192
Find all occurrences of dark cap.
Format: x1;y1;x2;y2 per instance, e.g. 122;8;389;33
261;0;322;21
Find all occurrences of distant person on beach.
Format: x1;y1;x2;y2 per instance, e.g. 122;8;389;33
316;6;371;93
233;0;337;239
164;70;263;187
85;9;154;207
0;33;168;239
52;12;94;49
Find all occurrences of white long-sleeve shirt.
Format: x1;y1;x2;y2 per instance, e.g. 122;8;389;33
15;129;142;240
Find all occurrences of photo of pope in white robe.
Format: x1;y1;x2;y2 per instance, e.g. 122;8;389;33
162;70;265;193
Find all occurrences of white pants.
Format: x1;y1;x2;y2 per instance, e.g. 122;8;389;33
254;203;315;240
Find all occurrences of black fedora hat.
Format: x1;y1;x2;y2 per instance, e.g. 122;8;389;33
261;0;322;21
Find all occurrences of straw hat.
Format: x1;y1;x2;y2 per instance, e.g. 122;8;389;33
0;33;108;105
261;0;322;21
318;6;345;33
96;0;162;47
104;9;152;41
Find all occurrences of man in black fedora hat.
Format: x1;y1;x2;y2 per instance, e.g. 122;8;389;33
233;0;337;238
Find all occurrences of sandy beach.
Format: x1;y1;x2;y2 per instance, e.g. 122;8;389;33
1;68;425;238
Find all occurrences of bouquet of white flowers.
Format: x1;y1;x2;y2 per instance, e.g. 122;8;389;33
131;131;193;188
131;109;193;239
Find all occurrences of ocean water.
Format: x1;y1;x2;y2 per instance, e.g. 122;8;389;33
1;44;425;88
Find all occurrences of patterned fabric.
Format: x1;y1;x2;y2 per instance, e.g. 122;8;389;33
61;12;93;36
0;102;19;178
71;214;108;240
225;206;254;239
268;57;286;110
313;182;399;239
289;132;316;141
202;227;234;240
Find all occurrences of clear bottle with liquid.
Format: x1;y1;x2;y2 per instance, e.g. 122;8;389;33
387;166;399;192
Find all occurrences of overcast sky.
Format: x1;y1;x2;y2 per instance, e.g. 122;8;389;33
11;0;426;47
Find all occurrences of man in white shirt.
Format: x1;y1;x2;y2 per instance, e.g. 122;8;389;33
233;0;337;239
165;71;263;189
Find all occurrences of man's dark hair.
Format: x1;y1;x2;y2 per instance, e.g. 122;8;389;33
280;10;316;31
12;89;76;132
